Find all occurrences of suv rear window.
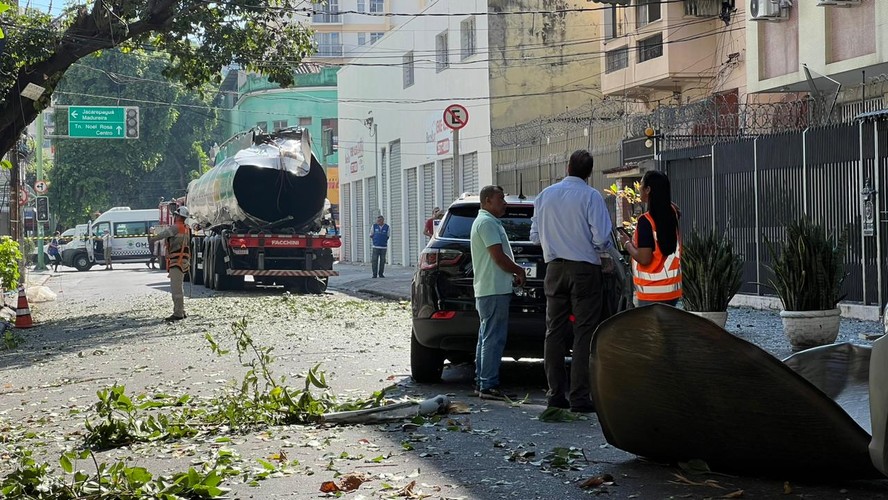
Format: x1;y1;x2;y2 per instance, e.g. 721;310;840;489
439;205;534;241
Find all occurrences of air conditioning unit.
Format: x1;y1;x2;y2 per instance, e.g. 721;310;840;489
817;0;860;6
749;0;782;20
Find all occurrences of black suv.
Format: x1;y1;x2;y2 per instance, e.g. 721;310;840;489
409;194;632;383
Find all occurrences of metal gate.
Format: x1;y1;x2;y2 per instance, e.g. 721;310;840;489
461;152;478;193
355;179;365;263
441;158;454;206
367;176;378;220
407;167;419;267
390;141;402;265
341;182;351;262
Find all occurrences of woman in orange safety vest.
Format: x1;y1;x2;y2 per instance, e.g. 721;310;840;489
617;170;682;306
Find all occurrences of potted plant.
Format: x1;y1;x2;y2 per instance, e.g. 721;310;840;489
681;228;744;328
765;218;847;351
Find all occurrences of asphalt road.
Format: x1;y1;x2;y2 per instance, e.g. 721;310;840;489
0;263;886;499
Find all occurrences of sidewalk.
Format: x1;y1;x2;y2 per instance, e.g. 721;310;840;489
331;262;413;301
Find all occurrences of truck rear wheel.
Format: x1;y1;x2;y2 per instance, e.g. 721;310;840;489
213;242;230;291
204;239;215;289
304;277;328;294
190;238;204;285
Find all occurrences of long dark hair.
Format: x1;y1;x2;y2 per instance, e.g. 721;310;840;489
643;170;678;256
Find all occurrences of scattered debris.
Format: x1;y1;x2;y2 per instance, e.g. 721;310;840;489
577;473;615;489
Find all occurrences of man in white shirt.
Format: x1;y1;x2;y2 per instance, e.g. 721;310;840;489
530;149;613;413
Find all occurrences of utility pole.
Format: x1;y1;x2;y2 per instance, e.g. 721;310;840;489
35;110;46;271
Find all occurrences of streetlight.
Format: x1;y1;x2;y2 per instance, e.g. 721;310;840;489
364;111;380;218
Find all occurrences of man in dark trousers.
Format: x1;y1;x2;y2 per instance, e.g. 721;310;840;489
369;215;390;278
154;206;191;322
530;150;613;413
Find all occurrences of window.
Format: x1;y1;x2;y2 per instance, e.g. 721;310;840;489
314;32;342;57
460;17;476;59
605;46;629;73
403;51;414;88
369;0;383;13
273;120;288;131
256;121;268;133
357;0;365;12
436;31;449;72
299;117;312;126
370;32;383;44
115;221;147;237
357;32;367;46
314;0;341;23
440;205;535;241
636;0;661;27
604;5;619;40
637;33;663;62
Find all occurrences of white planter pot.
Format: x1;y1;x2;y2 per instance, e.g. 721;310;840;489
780;308;841;350
687;310;728;329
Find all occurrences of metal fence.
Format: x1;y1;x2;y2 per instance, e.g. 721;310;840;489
663;120;888;307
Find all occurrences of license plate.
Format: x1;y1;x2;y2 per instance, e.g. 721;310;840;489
519;262;537;278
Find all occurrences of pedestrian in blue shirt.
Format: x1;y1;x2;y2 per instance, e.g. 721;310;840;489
530;149;613;414
471;185;526;400
369;215;390;278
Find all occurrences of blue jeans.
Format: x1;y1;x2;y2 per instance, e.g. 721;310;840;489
475;294;511;391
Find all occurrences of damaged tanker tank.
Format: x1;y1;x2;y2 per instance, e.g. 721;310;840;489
182;127;340;294
186;128;330;232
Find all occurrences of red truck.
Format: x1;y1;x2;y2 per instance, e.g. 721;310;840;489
164;127;339;293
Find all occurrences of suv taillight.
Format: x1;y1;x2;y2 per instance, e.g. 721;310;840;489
419;248;463;270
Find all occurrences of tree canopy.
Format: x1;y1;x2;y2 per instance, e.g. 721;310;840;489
49;50;225;226
0;0;317;158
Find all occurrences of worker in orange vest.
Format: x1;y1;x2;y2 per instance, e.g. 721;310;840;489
617;170;682;306
154;205;191;321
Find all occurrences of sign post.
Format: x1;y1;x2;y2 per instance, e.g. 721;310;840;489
67;106;139;139
443;104;469;200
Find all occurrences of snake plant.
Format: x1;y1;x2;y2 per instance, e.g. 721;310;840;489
765;218;847;311
682;228;744;312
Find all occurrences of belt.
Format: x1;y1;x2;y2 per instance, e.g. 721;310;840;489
550;258;599;265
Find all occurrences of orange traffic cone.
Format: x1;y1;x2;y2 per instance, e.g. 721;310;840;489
14;285;34;329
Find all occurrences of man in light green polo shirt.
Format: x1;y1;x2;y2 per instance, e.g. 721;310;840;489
471;185;526;401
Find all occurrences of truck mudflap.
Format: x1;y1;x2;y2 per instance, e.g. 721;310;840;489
227;269;338;277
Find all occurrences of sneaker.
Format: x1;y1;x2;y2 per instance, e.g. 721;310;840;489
478;388;517;401
164;315;185;322
378;274;385;278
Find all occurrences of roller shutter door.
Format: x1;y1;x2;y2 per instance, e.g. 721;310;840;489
341;182;351;262
461;152;478;193
355;179;365;262
407;167;419;267
389;141;402;265
367;176;378;220
422;163;435;228
441;158;454;207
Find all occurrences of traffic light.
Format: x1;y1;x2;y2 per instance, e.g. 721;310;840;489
36;196;49;222
125;106;139;139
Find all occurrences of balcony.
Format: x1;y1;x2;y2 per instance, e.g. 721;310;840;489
312;12;342;23
315;43;344;57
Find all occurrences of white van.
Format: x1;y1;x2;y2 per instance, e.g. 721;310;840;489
63;207;159;271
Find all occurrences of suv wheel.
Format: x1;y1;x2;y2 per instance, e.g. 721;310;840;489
410;329;444;383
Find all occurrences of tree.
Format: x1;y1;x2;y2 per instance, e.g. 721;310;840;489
49;49;225;225
0;0;317;159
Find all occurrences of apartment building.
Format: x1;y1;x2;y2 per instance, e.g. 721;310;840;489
747;0;888;120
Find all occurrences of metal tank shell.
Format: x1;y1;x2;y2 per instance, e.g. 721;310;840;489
186;130;328;232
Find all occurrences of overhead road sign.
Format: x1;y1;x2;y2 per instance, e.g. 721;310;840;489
443;104;468;131
68;106;139;139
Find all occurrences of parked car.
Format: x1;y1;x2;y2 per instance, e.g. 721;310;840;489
410;193;633;383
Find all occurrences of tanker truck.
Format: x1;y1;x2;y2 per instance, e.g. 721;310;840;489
176;127;340;293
